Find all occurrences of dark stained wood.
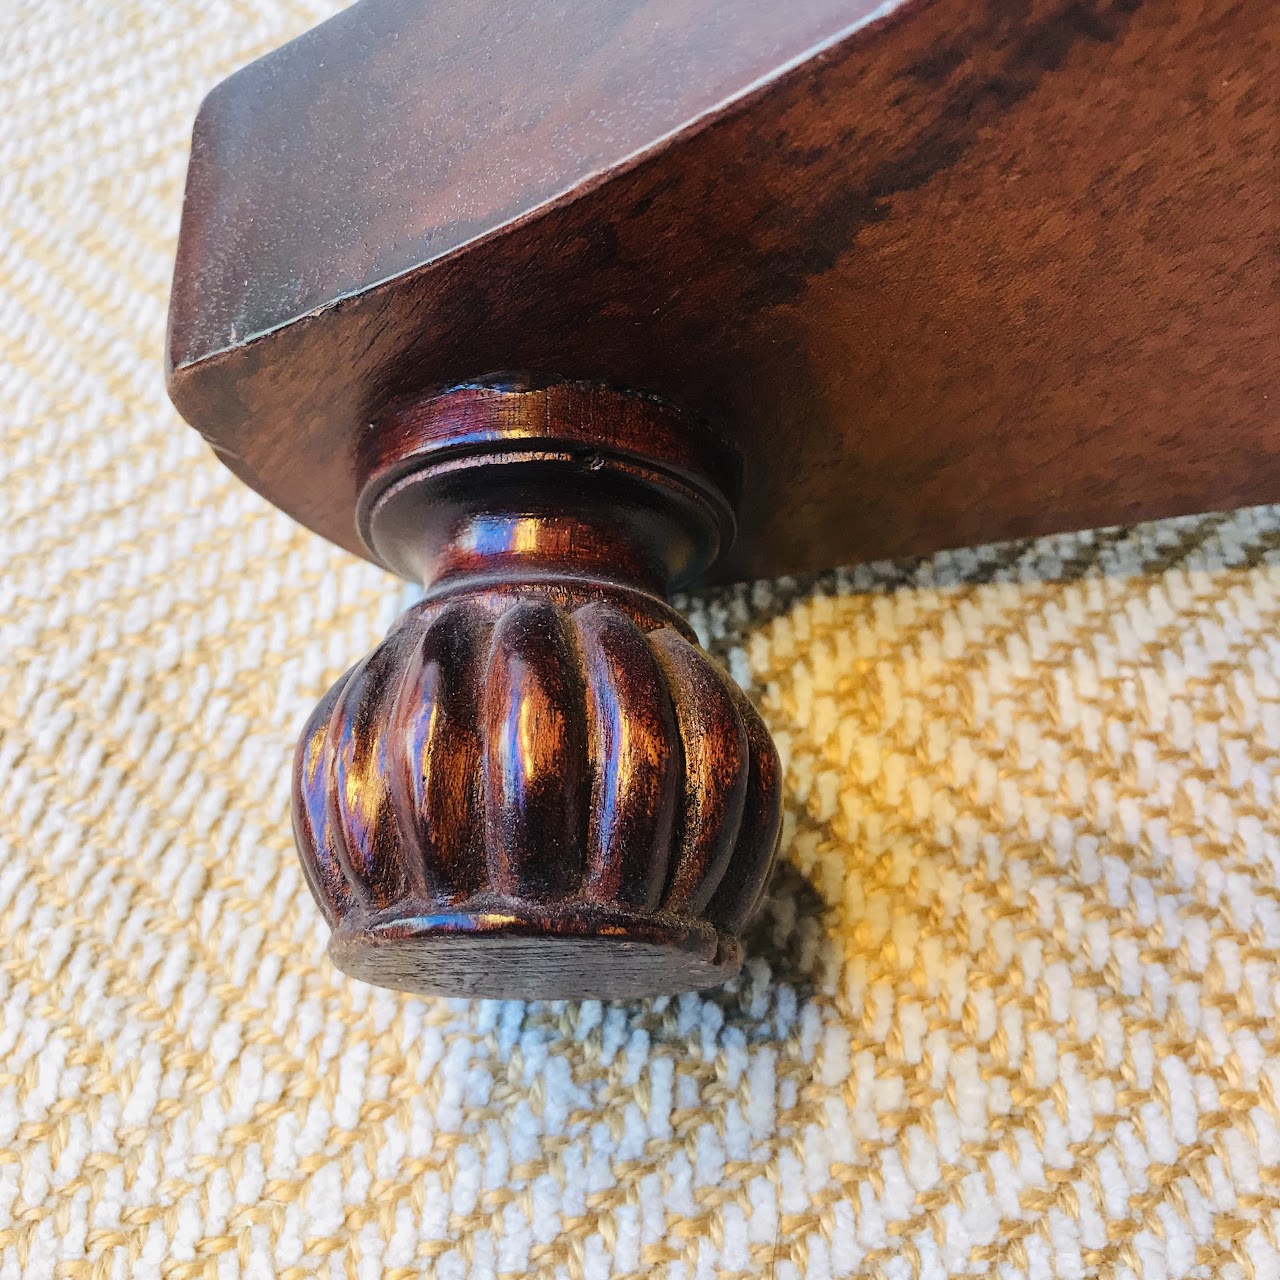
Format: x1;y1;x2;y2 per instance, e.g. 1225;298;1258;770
292;385;781;999
177;0;1276;997
169;0;1280;584
358;378;740;586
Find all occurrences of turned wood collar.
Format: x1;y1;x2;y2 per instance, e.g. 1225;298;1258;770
165;0;1278;997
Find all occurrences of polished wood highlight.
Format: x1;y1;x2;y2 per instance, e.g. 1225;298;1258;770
291;384;781;999
167;0;1276;998
168;0;1279;583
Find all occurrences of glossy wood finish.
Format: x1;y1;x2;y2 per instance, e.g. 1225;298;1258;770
168;0;1277;997
292;385;781;999
358;379;740;587
169;0;1279;583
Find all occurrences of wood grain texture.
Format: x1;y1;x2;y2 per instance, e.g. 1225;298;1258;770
292;386;781;999
168;0;1279;584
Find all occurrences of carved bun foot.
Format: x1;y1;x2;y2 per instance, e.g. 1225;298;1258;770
292;380;781;1000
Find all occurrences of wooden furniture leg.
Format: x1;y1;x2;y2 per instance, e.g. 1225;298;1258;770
167;0;1278;997
291;380;780;999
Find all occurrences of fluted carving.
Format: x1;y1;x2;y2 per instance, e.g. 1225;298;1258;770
294;593;780;997
290;381;782;999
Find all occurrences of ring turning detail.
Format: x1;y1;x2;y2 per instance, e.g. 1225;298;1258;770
165;0;1278;1001
291;381;782;999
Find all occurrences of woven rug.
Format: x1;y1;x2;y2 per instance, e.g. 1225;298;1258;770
4;3;1280;1278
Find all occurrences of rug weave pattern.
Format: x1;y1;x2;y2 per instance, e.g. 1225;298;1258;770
3;4;1280;1278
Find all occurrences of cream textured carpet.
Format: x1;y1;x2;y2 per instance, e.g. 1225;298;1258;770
4;4;1280;1278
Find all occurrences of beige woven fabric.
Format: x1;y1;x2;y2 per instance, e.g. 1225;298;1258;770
4;3;1280;1278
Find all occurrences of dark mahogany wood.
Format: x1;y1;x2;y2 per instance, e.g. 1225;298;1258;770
167;0;1277;997
168;0;1279;583
291;383;781;998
